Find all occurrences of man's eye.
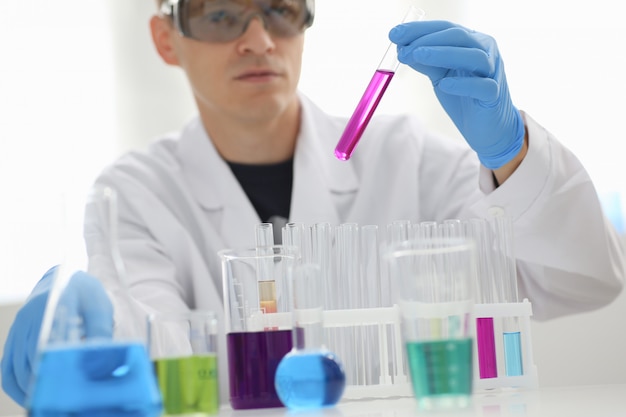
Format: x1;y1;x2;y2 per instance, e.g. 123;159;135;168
270;6;297;18
205;10;237;25
266;1;300;19
189;1;241;24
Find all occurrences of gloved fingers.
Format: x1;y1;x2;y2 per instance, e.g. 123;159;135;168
0;270;114;409
81;294;114;339
437;76;500;102
389;20;472;46
3;308;39;406
391;21;491;56
1;267;59;407
411;26;486;52
48;271;113;342
26;265;59;302
2;327;28;406
72;271;114;339
1;368;27;407
403;45;494;79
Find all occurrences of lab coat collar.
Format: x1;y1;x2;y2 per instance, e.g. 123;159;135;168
177;117;236;211
177;118;260;249
176;92;359;226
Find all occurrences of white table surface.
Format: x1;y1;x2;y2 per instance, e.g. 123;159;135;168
6;384;625;417
218;384;626;417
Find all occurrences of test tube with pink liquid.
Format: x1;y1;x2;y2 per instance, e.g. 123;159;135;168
334;5;425;161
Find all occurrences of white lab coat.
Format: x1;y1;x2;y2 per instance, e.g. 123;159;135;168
84;92;624;402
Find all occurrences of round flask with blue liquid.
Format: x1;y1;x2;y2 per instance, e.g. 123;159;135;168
274;264;346;410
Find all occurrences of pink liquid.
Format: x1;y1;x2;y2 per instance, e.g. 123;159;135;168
334;70;395;161
476;317;498;379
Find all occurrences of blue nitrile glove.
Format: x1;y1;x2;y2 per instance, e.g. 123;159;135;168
1;265;113;407
389;20;525;170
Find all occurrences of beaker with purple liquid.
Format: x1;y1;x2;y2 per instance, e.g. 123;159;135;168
219;246;298;409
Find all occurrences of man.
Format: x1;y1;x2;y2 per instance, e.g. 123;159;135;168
3;0;624;408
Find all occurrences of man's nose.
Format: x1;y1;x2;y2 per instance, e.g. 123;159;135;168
237;14;275;53
241;13;268;33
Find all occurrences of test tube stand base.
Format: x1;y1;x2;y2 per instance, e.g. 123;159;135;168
473;299;539;392
321;299;539;400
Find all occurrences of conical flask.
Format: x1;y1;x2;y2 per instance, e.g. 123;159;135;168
27;185;163;417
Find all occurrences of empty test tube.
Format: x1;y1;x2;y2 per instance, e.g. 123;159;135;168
334;5;425;161
311;223;334;310
360;225;382;309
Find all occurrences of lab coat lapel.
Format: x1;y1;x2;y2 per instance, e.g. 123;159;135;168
289;94;359;225
178;118;260;251
218;179;260;249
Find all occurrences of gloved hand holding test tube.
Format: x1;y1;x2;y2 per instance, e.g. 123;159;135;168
334;5;425;161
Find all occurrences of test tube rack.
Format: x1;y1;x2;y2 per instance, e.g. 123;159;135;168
269;218;538;399
473;299;539;391
322;299;538;400
323;305;412;399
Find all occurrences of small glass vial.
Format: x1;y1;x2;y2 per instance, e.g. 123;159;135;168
274;264;346;410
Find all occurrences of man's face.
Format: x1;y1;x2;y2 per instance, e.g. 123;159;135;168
157;2;307;125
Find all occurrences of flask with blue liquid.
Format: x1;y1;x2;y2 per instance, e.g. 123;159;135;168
27;185;163;417
274;263;346;410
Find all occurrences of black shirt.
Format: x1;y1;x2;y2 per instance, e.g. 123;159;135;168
227;158;293;239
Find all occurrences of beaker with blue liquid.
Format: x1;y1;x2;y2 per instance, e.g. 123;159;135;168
27;186;162;417
275;263;346;410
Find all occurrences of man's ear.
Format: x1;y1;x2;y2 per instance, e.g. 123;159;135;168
149;15;180;66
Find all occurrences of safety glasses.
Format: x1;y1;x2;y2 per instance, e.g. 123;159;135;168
161;0;315;43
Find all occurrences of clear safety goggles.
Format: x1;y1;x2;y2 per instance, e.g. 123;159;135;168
160;0;315;43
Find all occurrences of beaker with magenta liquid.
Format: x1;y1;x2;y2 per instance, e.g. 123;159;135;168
334;5;425;161
219;245;298;409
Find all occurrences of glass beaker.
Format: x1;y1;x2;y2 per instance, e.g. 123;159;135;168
219;245;298;410
27;185;162;417
148;310;220;416
386;237;476;411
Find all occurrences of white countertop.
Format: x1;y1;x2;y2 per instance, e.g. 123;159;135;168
217;384;626;417
5;384;625;417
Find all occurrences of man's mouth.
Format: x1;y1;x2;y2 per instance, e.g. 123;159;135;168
235;68;280;80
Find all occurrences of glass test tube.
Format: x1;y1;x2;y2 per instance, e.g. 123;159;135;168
492;215;523;377
471;219;499;380
256;223;277;314
334;5;425;161
360;225;381;386
311;223;333;310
